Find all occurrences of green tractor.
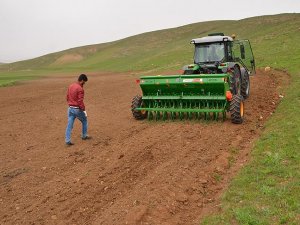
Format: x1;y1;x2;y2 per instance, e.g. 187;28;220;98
131;33;255;123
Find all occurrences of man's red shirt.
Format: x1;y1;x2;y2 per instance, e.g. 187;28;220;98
66;82;85;110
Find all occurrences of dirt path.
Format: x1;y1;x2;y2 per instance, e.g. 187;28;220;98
0;69;288;225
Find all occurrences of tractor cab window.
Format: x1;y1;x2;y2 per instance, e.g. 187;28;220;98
194;42;225;64
232;40;256;75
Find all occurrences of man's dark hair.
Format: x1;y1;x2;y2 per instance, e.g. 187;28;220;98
78;74;88;82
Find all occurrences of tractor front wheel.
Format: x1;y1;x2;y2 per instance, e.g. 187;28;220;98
230;94;244;124
131;95;147;120
241;72;250;99
230;66;242;95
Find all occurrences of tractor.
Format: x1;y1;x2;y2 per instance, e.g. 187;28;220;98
131;33;255;123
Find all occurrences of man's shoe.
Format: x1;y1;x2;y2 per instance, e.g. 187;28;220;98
82;135;92;140
66;142;74;146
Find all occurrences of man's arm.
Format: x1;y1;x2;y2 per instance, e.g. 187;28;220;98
77;88;85;110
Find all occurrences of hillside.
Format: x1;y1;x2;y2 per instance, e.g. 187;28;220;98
0;13;299;78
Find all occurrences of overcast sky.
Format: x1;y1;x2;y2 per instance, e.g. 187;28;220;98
1;0;299;63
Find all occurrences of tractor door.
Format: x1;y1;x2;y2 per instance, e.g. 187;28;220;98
232;40;256;75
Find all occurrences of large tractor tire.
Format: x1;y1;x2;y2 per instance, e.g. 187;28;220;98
229;66;242;95
230;94;244;124
241;71;250;99
131;95;147;120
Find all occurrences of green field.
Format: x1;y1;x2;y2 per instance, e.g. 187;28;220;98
1;13;300;224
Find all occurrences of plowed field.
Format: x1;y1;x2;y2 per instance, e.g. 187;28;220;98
0;69;288;224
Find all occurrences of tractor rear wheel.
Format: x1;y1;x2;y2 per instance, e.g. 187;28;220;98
230;94;244;124
131;95;147;120
241;71;250;99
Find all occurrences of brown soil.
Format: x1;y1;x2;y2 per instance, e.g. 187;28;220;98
53;54;84;65
0;69;289;225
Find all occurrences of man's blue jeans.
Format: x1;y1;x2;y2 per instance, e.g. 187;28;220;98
65;107;88;143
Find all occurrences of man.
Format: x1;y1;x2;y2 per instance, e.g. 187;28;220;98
65;74;91;146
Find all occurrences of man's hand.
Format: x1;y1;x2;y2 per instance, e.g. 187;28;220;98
83;111;87;118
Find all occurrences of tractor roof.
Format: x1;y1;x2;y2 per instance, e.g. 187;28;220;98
191;35;233;44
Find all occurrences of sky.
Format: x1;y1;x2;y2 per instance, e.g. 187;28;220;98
1;0;299;63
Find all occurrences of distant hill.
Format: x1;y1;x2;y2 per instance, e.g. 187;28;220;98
0;13;299;74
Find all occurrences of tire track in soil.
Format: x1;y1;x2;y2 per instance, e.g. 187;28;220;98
0;69;289;225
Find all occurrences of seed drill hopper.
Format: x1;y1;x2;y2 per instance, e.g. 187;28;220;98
131;33;255;123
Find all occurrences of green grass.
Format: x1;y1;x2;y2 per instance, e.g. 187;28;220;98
1;13;300;224
0;71;43;87
200;15;300;224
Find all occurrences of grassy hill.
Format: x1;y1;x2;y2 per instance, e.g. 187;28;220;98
1;13;300;224
0;13;299;83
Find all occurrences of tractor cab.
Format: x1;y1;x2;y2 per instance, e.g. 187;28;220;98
183;33;255;75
